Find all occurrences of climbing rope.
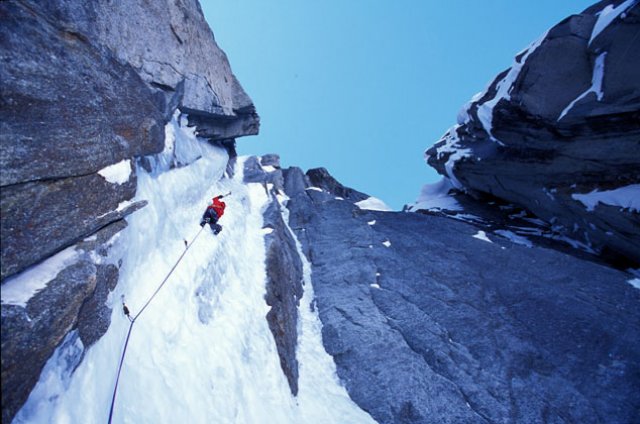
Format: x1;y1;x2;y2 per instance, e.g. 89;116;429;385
107;225;206;424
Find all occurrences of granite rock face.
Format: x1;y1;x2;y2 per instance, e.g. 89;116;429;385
1;220;127;423
0;1;163;279
280;167;640;424
26;0;259;137
1;1;257;421
426;1;640;267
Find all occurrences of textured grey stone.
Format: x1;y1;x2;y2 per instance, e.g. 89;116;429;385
284;169;640;424
282;167;311;198
0;1;258;420
306;167;369;202
0;1;165;186
75;220;128;347
1;219;127;423
262;200;304;395
1;260;97;423
0;169;143;280
23;0;259;138
426;4;640;267
243;156;285;193
260;154;281;168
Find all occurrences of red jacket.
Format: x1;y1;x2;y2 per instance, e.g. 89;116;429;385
208;196;226;219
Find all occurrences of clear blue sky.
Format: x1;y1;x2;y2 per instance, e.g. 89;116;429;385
202;1;594;209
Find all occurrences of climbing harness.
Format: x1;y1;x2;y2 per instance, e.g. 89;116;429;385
107;225;206;424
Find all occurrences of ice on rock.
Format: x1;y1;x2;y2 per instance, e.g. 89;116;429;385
15;114;374;423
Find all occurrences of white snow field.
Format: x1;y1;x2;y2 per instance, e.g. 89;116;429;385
14;116;374;424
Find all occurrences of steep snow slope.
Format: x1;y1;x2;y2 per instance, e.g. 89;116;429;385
14;117;373;423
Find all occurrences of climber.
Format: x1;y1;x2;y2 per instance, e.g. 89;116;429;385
200;193;230;235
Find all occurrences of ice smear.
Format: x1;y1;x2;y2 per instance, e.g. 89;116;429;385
409;177;462;212
306;186;323;192
472;231;493;243
627;278;640;290
1;246;79;307
355;197;393;212
572;184;640;212
589;0;637;45
558;52;607;120
98;159;131;185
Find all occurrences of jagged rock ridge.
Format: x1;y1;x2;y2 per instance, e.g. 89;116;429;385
425;0;640;267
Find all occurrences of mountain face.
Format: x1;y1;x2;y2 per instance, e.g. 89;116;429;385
2;1;639;423
425;0;640;268
250;160;639;424
1;1;257;421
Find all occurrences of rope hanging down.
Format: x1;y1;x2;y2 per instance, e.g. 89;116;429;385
108;225;206;424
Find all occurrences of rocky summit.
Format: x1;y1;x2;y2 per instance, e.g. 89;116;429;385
425;0;640;268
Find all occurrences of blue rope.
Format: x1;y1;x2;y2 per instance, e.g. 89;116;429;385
107;225;205;423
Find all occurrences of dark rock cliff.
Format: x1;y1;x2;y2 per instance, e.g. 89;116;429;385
244;155;304;396
425;0;640;267
0;1;257;421
267;165;639;424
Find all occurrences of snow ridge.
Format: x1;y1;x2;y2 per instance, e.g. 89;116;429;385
558;52;607;120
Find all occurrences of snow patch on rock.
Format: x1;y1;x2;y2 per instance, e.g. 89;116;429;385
97;159;131;185
589;0;637;45
409;177;462;212
559;52;607;120
472;231;492;243
1;247;80;307
355;197;393;212
572;184;640;212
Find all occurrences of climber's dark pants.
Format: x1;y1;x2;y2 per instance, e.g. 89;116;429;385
200;209;222;234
